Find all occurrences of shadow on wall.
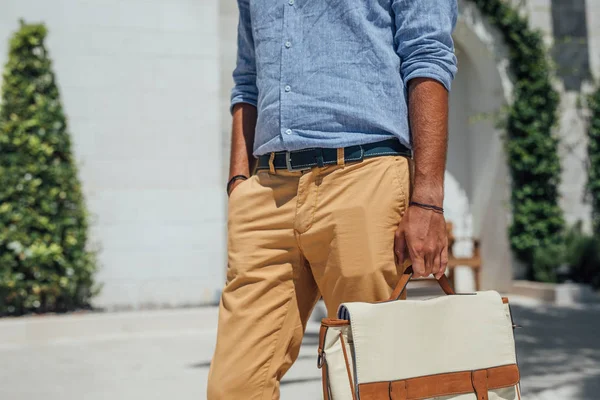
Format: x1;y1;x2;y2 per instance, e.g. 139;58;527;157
511;303;600;399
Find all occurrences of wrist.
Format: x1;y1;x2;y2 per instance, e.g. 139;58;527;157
411;182;444;207
227;175;248;196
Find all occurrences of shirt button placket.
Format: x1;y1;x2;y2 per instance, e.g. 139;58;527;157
280;0;297;140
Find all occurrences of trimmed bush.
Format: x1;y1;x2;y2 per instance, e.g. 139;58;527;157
0;21;97;315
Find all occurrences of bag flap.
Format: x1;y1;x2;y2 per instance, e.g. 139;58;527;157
337;291;517;385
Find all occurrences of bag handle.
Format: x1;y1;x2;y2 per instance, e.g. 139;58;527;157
389;266;455;301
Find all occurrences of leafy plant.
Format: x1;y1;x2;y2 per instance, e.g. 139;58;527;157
0;21;98;315
532;222;600;288
564;222;600;289
587;85;600;235
469;0;564;281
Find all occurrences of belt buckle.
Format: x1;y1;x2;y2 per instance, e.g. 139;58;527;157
286;152;312;172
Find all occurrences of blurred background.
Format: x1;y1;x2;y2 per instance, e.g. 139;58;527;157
0;0;599;399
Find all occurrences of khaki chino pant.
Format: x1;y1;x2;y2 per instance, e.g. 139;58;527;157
207;155;411;399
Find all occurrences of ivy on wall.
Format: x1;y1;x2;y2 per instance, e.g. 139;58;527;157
468;0;564;281
587;86;600;235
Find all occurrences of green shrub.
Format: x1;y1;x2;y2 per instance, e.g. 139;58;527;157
587;85;600;235
564;222;600;289
531;243;564;283
533;222;600;288
0;21;97;315
469;0;564;281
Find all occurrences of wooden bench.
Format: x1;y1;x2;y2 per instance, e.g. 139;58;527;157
446;222;482;291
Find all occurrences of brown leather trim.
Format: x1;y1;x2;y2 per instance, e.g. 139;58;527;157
321;356;329;399
502;297;509;304
321;318;350;327
318;324;327;367
388;268;412;300
471;369;489;400
359;364;520;400
390;380;407;400
339;333;357;400
437;274;455;295
389;266;455;301
318;320;349;364
358;381;388;400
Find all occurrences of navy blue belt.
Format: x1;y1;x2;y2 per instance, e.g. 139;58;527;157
256;139;411;172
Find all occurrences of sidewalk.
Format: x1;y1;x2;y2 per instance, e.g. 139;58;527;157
0;296;598;400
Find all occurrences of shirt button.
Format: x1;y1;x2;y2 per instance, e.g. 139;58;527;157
285;41;292;48
284;85;291;92
285;129;292;135
288;0;294;5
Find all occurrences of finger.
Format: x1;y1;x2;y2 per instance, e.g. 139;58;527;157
432;251;441;278
394;228;406;268
412;256;426;278
436;243;449;280
423;243;436;278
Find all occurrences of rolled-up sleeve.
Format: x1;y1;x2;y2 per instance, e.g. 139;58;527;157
230;0;258;113
392;0;458;91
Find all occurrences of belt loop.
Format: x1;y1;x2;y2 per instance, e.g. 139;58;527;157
315;149;325;168
337;148;345;166
268;152;276;174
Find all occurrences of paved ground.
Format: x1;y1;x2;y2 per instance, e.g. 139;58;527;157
0;296;599;400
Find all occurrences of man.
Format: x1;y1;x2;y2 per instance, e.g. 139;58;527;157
208;0;457;398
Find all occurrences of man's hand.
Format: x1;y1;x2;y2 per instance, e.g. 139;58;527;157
395;207;448;279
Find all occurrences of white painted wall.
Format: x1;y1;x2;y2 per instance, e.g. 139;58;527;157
0;0;225;308
3;0;598;307
527;0;600;232
448;9;514;292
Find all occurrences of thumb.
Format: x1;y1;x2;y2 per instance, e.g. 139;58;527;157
395;228;406;268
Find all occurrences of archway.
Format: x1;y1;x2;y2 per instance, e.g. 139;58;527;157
445;2;514;291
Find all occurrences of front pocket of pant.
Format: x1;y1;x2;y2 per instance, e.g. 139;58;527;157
390;156;409;215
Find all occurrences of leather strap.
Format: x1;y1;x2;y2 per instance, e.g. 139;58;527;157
389;380;407;400
389;266;455;301
321;355;330;399
319;324;329;399
256;139;412;171
339;333;357;400
472;370;489;400
359;365;519;400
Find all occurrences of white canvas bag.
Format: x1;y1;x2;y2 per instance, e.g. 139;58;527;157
317;267;521;400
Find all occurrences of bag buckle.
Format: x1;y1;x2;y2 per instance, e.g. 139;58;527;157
286;151;312;172
317;350;325;369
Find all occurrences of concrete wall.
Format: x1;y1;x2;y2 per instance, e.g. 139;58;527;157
0;0;225;308
527;0;600;231
448;2;515;291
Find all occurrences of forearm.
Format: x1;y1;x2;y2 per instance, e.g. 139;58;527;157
229;103;257;179
408;77;449;206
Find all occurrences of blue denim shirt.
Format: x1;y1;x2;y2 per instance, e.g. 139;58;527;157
231;0;458;156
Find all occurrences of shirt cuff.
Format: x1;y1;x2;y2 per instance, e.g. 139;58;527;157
230;96;258;115
403;62;455;92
